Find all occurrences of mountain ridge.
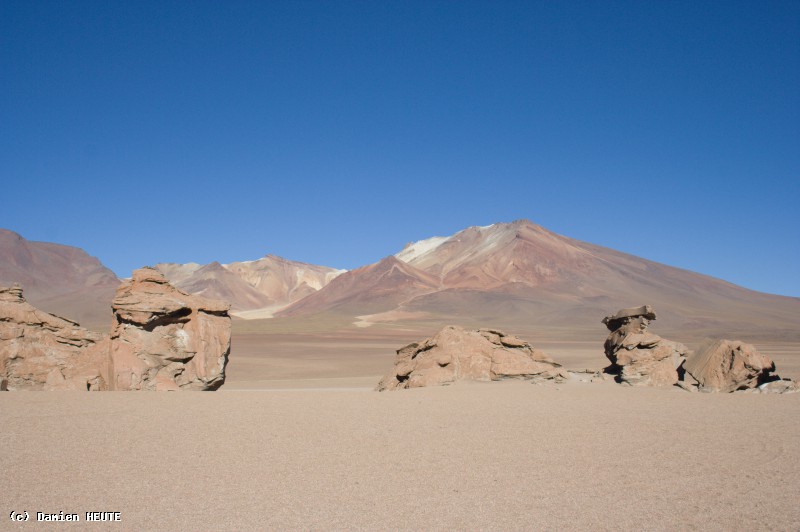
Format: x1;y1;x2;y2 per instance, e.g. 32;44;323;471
155;254;346;316
275;220;800;338
1;223;797;339
0;228;121;329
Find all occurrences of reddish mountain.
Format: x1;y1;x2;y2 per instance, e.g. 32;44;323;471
2;222;797;340
279;220;800;339
0;229;120;329
278;256;440;317
397;221;597;289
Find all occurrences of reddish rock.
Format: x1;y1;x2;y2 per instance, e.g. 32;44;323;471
377;326;566;391
602;305;688;387
109;268;231;391
0;284;108;390
684;340;777;393
0;268;232;392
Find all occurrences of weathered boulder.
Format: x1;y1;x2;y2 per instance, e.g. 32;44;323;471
0;284;108;390
377;326;567;391
109;267;231;391
602;305;688;386
684;340;779;393
754;379;800;394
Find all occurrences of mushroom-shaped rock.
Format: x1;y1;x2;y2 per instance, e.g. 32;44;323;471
377;326;566;391
109;267;231;391
602;305;687;387
684;340;782;393
0;284;108;390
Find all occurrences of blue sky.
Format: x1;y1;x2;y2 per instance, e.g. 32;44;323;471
2;1;798;296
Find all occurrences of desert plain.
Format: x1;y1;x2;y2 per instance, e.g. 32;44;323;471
5;0;800;527
3;223;800;530
3;319;799;531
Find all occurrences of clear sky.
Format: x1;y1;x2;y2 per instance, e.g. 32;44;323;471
2;1;798;296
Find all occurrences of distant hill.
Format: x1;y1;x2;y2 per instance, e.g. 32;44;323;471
0;229;120;330
155;255;345;318
278;256;439;317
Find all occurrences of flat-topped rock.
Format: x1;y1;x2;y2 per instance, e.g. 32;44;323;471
113;267;229;327
602;305;657;332
602;305;687;387
377;326;566;391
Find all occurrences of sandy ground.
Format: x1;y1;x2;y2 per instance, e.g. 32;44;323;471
2;333;799;530
226;331;800;387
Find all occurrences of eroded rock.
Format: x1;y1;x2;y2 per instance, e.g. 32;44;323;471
754;379;800;394
1;268;233;392
684;340;782;393
377;326;567;390
0;284;108;390
602;305;688;387
109;268;231;390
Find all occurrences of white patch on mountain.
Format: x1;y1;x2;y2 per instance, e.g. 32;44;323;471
395;236;450;263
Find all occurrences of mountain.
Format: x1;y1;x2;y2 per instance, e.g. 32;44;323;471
0;229;120;329
155;255;344;317
157;261;273;310
276;220;800;340
278;256;439;317
396;222;596;289
3;222;797;341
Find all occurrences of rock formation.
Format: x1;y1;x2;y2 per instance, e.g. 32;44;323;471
0;267;232;392
602;305;688;386
683;340;784;393
0;284;108;390
109;268;231;391
377;325;567;391
753;379;800;394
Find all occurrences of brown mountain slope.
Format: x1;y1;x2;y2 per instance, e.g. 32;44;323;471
225;255;343;305
278;256;440;317
0;229;120;329
398;221;597;289
159;262;273;311
278;220;800;340
156;255;344;316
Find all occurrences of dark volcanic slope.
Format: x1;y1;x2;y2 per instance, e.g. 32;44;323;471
0;229;120;329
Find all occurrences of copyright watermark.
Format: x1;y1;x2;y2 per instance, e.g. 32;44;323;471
9;511;121;522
